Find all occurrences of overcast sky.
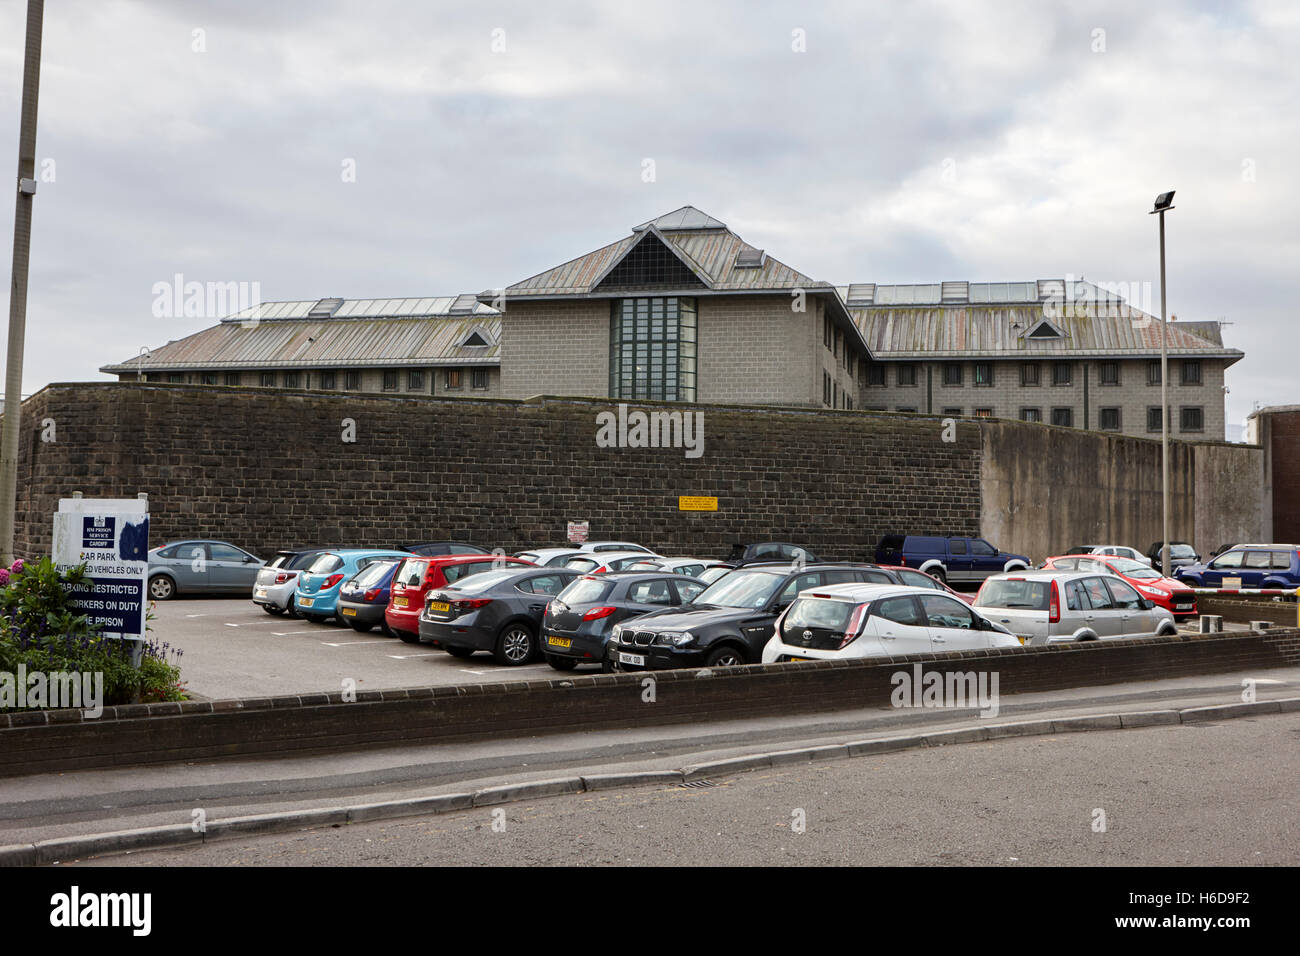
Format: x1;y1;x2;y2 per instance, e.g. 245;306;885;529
1;0;1296;432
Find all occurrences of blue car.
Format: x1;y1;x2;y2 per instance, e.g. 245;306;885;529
336;558;402;634
295;549;411;623
873;535;1030;586
1175;544;1300;590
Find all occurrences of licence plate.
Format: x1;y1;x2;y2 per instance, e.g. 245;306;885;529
1176;604;1193;611
299;598;313;607
788;656;810;662
429;601;449;613
618;652;645;666
255;588;267;598
394;596;409;607
341;608;357;617
547;637;572;649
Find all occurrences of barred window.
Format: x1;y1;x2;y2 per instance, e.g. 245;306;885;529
1099;407;1121;431
1099;362;1119;385
943;363;963;386
1180;406;1204;432
897;364;917;387
1021;363;1040;387
974;362;994;386
1051;407;1073;427
1020;407;1042;423
1052;362;1072;386
472;368;489;389
1181;360;1202;385
408;370;424;391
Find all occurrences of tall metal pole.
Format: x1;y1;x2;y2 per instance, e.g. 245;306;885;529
0;0;44;564
1159;210;1170;579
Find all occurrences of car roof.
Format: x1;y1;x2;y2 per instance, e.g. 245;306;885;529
600;569;704;580
793;583;939;601
988;568;1110;581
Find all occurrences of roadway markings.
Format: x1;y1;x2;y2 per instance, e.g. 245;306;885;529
270;630;319;636
458;668;489;675
388;653;443;659
224;623;240;628
320;640;392;647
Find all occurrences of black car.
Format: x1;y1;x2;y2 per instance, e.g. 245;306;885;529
1146;541;1201;569
336;558;402;634
724;542;820;567
605;563;886;671
542;571;710;672
402;541;491;557
418;566;582;665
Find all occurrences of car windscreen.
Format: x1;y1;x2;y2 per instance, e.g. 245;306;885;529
693;570;782;609
267;554;290;569
351;561;396;588
1171;544;1196;558
564;558;601;572
449;568;525;593
1110;558;1159;579
393;558;429;587
978;579;1050;610
557;576;613;605
782;598;856;634
307;554;344;574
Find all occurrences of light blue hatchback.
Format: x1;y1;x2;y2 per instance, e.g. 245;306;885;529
295;549;411;622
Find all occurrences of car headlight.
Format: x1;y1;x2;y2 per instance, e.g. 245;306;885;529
1137;585;1164;597
610;624;623;641
655;630;694;647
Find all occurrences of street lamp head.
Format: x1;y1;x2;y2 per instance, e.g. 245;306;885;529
1151;190;1176;213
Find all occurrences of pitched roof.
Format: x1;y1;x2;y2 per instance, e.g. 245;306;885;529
102;300;501;373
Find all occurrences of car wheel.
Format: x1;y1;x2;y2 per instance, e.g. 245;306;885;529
601;659;616;673
397;630;421;645
348;620;374;633
928;567;947;584
261;604;284;616
705;645;747;667
546;654;578;671
285;602;300;619
445;645;475;658
148;575;175;601
380;621;397;638
494;623;537;666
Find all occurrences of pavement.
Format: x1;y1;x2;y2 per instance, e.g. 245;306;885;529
3;664;1297;862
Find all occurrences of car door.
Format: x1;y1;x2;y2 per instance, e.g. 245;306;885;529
174;542;210;592
946;538;973;582
1239;550;1270;588
918;593;988;651
866;595;932;655
209;543;260;590
670;577;707;605
1079;576;1123;636
969;538;1002;581
1203;549;1243;587
625;578;679;617
519;572;576;621
1104;577;1156;635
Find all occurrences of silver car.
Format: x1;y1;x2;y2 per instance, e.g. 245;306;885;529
974;569;1177;644
252;549;331;615
148;539;265;600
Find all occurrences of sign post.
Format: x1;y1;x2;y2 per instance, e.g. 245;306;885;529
52;496;150;661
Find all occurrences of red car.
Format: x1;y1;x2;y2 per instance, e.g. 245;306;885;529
1043;554;1199;618
385;554;534;642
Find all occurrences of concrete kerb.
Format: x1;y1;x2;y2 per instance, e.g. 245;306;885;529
1;696;1296;867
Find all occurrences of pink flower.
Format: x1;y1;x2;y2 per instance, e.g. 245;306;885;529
9;559;23;574
0;568;8;586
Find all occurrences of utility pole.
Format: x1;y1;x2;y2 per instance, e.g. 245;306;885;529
0;0;45;564
1151;191;1175;578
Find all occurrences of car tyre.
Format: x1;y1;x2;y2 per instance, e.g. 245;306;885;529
445;645;475;658
261;604;284;616
704;645;747;667
397;630;421;645
148;575;176;601
546;654;578;671
927;567;947;584
348;620;374;633
494;623;537;666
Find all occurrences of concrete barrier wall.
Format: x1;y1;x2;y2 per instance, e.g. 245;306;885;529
1;630;1296;776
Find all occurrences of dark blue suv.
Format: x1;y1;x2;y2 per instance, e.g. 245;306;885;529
874;535;1030;585
1175;544;1300;589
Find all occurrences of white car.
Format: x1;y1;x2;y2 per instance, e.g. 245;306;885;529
574;541;655;554
621;557;729;578
514;548;587;567
761;583;1021;662
974;570;1177;644
1072;545;1153;567
562;550;660;573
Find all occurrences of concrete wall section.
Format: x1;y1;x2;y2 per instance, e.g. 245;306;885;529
1193;442;1266;557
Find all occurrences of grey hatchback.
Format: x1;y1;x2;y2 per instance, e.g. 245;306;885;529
148;540;265;600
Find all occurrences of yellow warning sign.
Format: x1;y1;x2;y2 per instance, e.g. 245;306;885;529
678;496;718;512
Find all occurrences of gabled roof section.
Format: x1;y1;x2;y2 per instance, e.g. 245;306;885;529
591;225;712;293
633;205;727;232
1023;316;1065;338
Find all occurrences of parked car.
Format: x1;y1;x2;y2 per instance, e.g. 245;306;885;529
574;541;655;554
622;557;731;578
252;548;332;615
294;549;411;623
148;540;265;600
1064;545;1153;566
542;571;710;671
974;570;1177;644
697;565;734;586
762;583;1020;662
603;563;890;671
873;564;978;605
873;535;1030;585
1146;541;1200;569
386;554;534;642
401;541;491;556
562;550;660;573
1210;542;1240;558
514;548;587;567
724;542;819;567
418;566;583;664
1043;554;1198;618
336;558;403;634
1174;544;1300;589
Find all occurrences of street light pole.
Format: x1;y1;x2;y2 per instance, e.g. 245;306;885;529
0;0;45;565
1151;191;1176;578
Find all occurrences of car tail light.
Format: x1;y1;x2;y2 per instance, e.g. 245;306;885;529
323;574;345;589
838;604;869;650
1048;579;1060;624
974;581;987;604
274;572;290;584
452;598;492;611
583;606;617;621
364;588;380;601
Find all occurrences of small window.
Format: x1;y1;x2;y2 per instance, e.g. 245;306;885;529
948;538;968;555
823;315;832;349
200;373;217;386
1051;407;1073;427
1099;362;1119;385
345;370;361;390
1021;363;1040;387
943;363;963;386
260;372;275;387
876;595;923;626
896;406;917;413
168;373;186;384
1181;360;1202;385
974;362;993;386
833;329;839;358
974;408;993;418
284;371;300;388
445;368;463;390
1020;407;1042;423
1180;406;1204;432
319;370;336;390
408;370;424;391
1147;360;1162;385
225;372;241;386
472;368;489;389
823;371;831;406
941;407;963;417
1052;362;1072;386
1147;406;1164;432
1099;407;1121;431
896;364;917;387
866;365;885;387
832;381;838;407
382;370;398;391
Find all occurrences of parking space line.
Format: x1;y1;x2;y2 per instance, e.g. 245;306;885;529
388;653;443;659
458;668;489;675
224;623;240;627
270;630;319;636
320;640;392;647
